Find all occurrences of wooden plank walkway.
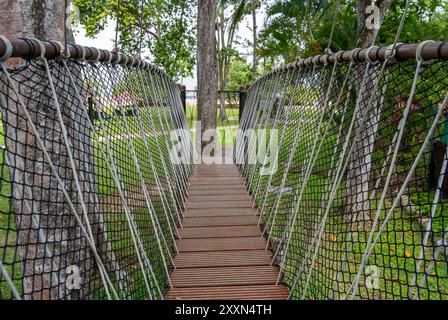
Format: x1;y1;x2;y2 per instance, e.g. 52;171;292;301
165;164;289;300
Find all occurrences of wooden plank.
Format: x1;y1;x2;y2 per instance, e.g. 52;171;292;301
164;163;289;300
188;194;250;202
182;216;258;227
187;200;253;209
196;164;237;168
196;168;239;172
174;250;272;268
190;181;244;188
188;189;248;196
193;174;240;178
189;184;247;191
165;285;288;300
195;167;238;170
183;208;258;217
191;178;243;182
191;176;242;181
169;266;279;288
177;237;266;252
195;168;240;173
192;171;240;175
179;226;261;238
196;165;237;169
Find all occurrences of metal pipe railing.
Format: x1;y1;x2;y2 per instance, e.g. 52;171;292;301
251;40;448;87
0;37;166;75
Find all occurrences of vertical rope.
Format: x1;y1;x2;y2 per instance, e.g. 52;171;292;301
137;72;186;224
409;144;448;299
346;41;435;299
0;260;20;300
276;58;340;283
64;0;69;53
42;53;119;299
252;69;292;203
325;0;341;54
114;0;122;51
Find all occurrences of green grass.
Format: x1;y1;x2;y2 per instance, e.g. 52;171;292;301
0;116;22;299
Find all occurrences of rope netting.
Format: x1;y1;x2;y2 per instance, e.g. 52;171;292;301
0;37;192;300
236;41;448;300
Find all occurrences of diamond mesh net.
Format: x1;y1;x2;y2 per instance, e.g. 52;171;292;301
0;52;192;300
236;50;448;300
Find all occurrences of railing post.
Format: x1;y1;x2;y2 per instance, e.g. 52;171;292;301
239;85;247;122
178;84;187;114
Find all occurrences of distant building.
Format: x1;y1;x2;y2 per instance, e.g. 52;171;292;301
112;91;142;108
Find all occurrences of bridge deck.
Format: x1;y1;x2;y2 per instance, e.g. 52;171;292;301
165;164;289;300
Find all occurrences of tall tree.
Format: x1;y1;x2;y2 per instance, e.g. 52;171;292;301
226;56;253;91
217;2;230;121
251;0;258;75
197;0;218;154
356;0;392;47
257;0;335;61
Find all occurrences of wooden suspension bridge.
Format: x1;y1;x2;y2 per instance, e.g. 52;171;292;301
165;164;289;300
1;35;448;300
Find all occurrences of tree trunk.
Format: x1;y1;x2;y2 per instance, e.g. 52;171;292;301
198;0;218;155
251;0;257;76
345;0;391;230
0;0;117;299
217;10;227;121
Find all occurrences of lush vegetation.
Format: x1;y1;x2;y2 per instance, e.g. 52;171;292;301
72;1;448;87
73;0;196;79
243;58;448;299
257;0;448;63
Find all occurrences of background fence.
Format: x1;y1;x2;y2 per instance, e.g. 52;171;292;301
236;42;448;300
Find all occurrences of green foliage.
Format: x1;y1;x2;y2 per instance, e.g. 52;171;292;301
72;0;448;77
257;0;334;62
217;0;256;93
258;0;448;63
73;0;196;79
378;0;448;44
227;57;253;90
